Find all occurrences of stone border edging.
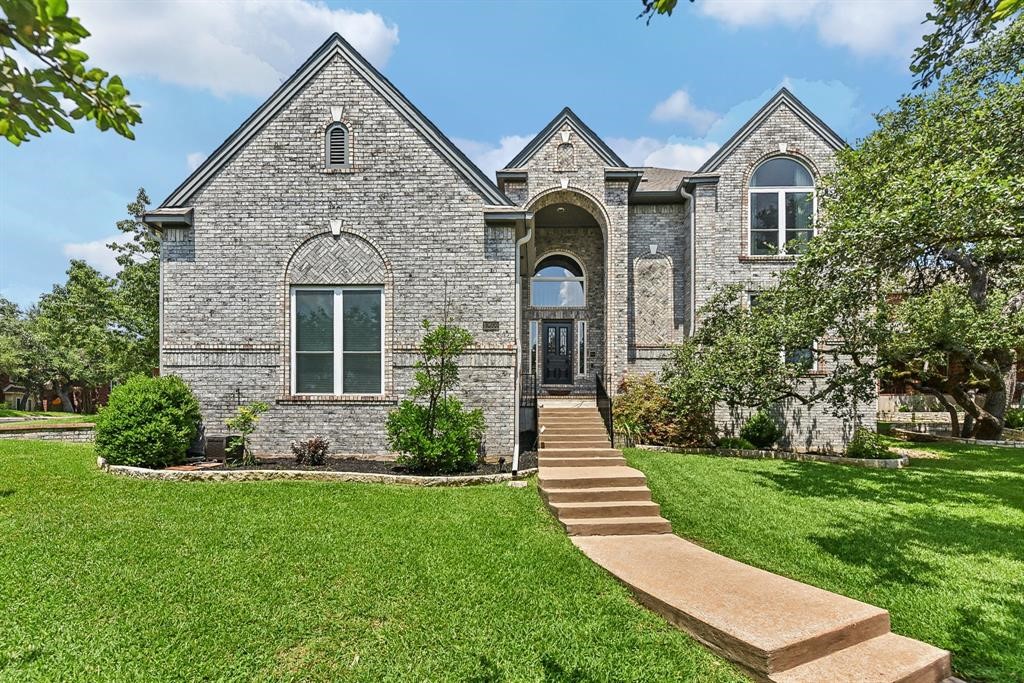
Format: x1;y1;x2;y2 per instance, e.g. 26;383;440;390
97;457;537;486
0;422;94;431
892;428;1024;448
635;444;909;469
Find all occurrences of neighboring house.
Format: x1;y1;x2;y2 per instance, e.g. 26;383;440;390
144;34;874;458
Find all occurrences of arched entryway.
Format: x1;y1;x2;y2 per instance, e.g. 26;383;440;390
521;190;607;395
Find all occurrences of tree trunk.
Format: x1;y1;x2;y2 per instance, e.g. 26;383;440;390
57;386;74;413
974;378;1009;440
920;386;959;436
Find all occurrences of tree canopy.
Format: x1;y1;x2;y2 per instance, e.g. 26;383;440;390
670;16;1024;439
0;0;141;145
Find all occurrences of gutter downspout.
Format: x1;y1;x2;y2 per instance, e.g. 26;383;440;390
680;183;696;336
512;221;534;474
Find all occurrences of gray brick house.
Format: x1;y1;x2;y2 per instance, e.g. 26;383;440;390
144;34;874;461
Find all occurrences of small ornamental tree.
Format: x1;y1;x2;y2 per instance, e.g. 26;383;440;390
386;318;485;474
95;375;200;469
225;401;268;467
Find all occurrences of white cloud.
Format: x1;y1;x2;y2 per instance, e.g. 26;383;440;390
650;89;719;134
453;135;533;180
186;152;207;172
698;0;931;59
64;235;131;277
607;137;720;170
75;0;400;97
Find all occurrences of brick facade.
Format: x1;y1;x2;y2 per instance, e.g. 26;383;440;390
155;35;871;456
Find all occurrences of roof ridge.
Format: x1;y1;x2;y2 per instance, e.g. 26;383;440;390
161;33;510;207
504;107;627;170
696;87;846;174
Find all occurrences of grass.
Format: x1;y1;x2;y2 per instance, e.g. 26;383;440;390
0;441;741;682
0;409;97;427
624;441;1024;683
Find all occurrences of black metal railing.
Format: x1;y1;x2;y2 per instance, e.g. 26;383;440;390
519;372;539;452
595;371;614;448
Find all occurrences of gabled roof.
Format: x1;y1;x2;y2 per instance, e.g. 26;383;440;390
504;107;627;169
696;87;847;174
161;33;509;207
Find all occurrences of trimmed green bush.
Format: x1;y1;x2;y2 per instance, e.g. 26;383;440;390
1005;407;1024;430
845;428;893;459
95;375;201;469
388;397;484;474
716;436;757;450
739;409;783;449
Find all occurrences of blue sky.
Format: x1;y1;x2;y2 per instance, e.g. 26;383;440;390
0;0;933;308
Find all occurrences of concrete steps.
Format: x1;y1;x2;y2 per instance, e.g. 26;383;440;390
535;404;953;683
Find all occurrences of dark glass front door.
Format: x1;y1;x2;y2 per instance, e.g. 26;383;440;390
542;321;573;385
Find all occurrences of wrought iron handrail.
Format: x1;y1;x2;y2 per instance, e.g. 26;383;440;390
520;372;539;452
595;371;614;448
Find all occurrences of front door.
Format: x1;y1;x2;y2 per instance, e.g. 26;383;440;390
542;321;573;385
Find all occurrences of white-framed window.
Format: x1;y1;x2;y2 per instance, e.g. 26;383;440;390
531;253;585;308
749;157;815;256
325;122;349;168
528;320;539;375
577;320;587;375
291;286;383;395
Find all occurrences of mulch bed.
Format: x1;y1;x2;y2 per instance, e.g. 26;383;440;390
173;451;538;476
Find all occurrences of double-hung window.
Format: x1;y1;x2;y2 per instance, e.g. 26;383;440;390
749;158;815;256
292;287;383;395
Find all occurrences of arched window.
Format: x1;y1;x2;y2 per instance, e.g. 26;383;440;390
749;157;814;255
531;254;585;307
325;122;349;168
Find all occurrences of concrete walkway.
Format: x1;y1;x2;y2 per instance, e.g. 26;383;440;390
537;404;953;683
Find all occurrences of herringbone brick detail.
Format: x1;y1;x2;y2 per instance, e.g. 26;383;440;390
287;233;386;285
634;254;674;346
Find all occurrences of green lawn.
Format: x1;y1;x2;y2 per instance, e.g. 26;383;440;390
624;442;1024;683
0;441;741;682
0;409;97;427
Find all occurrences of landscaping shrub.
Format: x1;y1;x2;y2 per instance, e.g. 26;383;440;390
291;435;330;466
95;375;201;469
388;396;485;474
716;436;756;450
739;409;783;449
386;317;486;474
845;427;893;459
1005;407;1024;430
614;374;679;446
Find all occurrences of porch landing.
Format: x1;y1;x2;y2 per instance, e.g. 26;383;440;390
537;405;953;683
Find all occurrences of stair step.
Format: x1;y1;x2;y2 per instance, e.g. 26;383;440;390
543;486;653;503
539;456;628;468
572;534;892;675
551;500;662;519
561;515;673;536
540;420;607;429
540;409;601;416
539;465;647;489
769;632;951;683
541;447;622;457
541;439;611;449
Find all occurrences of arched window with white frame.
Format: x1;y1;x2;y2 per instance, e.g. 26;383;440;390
748;157;815;255
325;122;349;168
531;253;585;307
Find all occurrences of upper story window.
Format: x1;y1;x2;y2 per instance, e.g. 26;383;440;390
292;286;382;395
749;157;814;256
531;254;585;307
325;122;349;168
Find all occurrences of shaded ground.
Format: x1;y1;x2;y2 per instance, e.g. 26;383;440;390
625;441;1024;683
0;440;739;682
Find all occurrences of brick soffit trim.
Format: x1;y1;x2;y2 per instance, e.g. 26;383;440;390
696;87;848;175
159;33;510;208
504;107;628;170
